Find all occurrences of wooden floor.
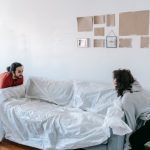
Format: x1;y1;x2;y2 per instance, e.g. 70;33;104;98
0;140;85;150
0;140;150;150
0;140;39;150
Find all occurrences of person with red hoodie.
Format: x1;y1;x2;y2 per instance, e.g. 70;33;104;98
0;62;24;89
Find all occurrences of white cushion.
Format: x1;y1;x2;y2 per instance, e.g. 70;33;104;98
71;81;114;111
0;84;25;102
25;77;74;106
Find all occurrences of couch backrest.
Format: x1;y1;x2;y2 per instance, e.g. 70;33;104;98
25;77;74;106
25;77;117;111
71;81;117;113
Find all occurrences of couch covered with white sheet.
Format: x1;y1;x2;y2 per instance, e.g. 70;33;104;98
0;77;131;150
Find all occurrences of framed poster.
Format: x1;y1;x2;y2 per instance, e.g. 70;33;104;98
106;36;117;48
77;38;89;48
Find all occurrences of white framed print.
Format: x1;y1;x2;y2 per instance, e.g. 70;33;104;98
106;36;117;48
77;38;89;48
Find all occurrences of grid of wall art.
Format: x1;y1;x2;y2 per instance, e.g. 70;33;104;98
77;10;149;48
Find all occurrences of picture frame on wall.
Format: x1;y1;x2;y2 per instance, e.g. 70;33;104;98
106;36;117;48
77;38;89;48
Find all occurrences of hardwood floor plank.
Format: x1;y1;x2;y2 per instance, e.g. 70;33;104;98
0;140;85;150
0;140;39;150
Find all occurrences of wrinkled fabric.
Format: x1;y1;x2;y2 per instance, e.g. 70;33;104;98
0;84;25;102
70;81;114;111
0;98;109;149
0;79;132;150
25;77;74;106
103;98;131;136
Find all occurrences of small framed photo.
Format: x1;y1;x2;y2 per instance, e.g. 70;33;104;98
106;36;117;48
77;38;89;48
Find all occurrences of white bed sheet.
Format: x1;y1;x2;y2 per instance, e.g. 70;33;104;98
0;97;131;150
0;98;109;150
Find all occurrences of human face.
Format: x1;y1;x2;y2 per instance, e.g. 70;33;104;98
113;78;117;87
13;66;23;79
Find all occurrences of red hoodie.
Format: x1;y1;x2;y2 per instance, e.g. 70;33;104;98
0;72;23;89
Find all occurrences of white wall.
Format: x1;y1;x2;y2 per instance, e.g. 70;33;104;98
0;0;150;89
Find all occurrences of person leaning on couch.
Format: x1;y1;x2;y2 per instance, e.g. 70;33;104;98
0;62;24;89
113;69;150;150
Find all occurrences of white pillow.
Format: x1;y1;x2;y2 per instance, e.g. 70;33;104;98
71;81;114;111
0;84;25;102
25;77;74;106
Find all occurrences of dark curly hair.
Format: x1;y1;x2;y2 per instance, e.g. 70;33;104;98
113;69;135;97
6;62;23;73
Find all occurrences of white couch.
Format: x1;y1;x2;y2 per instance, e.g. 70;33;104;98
0;77;131;150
